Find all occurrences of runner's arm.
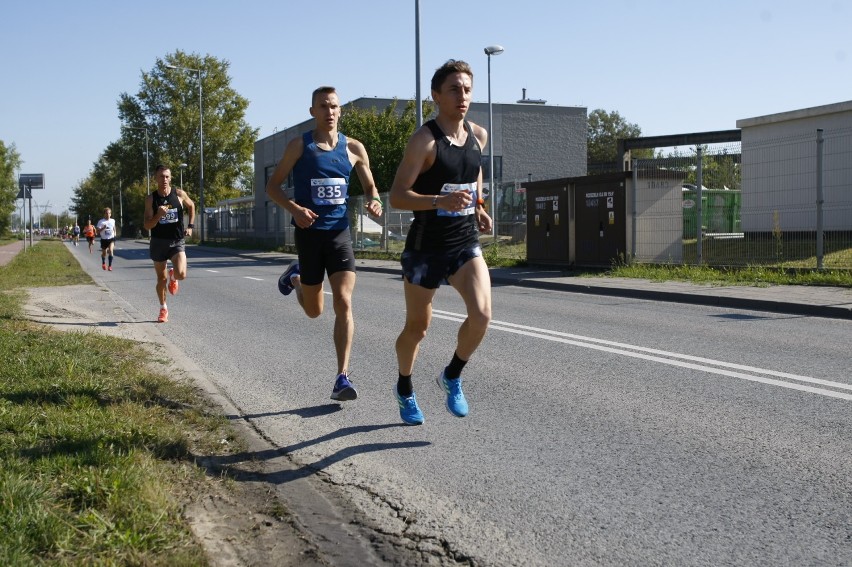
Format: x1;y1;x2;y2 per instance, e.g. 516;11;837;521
265;137;318;228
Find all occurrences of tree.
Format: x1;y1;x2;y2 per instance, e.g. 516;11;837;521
680;146;742;190
0;140;23;235
73;50;258;229
587;109;651;167
339;99;434;195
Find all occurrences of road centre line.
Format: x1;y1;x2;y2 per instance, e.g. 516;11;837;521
431;310;852;402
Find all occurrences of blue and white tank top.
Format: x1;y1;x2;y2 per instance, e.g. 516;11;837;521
292;131;352;231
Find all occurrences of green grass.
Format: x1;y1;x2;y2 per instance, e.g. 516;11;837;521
613;235;852;287
682;235;852;270
604;261;852;287
204;234;851;287
0;241;238;566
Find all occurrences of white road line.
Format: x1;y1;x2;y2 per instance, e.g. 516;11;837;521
206;269;220;273
244;276;263;281
431;310;852;401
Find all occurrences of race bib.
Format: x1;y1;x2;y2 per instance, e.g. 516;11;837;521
437;182;477;217
158;207;179;224
98;221;115;238
311;177;348;205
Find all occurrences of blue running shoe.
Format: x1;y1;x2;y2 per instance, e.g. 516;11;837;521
395;387;424;425
331;373;358;401
278;262;300;296
437;370;468;417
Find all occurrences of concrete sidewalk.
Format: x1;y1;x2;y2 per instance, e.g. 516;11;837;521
0;239;25;267
199;245;852;321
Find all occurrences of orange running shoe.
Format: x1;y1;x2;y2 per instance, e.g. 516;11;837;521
157;307;168;323
168;268;179;295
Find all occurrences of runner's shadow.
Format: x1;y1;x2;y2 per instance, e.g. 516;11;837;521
222;440;432;485
231;403;342;420
199;422;429;484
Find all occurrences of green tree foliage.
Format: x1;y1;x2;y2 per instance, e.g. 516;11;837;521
587;108;651;166
0;141;23;235
675;146;741;190
339;99;434;195
72;50;258;231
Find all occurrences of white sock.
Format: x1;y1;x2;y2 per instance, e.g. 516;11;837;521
161;304;167;309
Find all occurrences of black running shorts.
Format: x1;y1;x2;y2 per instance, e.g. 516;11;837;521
400;245;482;290
294;227;355;286
149;237;186;263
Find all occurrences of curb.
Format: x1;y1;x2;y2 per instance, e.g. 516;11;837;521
194;245;852;321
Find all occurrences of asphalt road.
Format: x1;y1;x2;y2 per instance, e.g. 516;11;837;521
72;240;852;566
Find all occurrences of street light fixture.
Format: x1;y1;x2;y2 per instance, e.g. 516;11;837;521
121;125;151;194
179;163;187;189
166;63;204;243
484;44;504;243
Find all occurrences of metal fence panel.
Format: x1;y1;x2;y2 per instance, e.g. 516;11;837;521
205;129;851;270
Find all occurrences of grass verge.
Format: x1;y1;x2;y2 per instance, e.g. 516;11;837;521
0;241;238;566
604;259;852;287
204;236;851;286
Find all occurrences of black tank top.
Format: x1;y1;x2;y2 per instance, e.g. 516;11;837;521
150;190;185;240
406;120;481;253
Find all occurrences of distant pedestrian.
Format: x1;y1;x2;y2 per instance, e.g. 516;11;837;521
389;59;493;425
142;164;196;324
96;208;117;270
71;223;80;246
265;85;383;401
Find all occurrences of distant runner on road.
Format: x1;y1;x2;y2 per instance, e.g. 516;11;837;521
142;164;195;324
82;220;96;253
96;208;117;271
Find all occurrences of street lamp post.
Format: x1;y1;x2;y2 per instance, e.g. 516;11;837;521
415;0;422;128
118;179;124;232
166;63;204;243
484;45;504;244
179;163;187;189
122;125;150;194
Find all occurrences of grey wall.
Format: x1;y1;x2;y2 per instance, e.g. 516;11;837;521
253;97;588;236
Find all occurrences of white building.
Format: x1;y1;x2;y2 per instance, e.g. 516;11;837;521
736;100;852;234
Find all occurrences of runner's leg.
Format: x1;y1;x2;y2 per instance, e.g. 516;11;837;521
328;270;356;375
395;281;437;376
447;255;492;360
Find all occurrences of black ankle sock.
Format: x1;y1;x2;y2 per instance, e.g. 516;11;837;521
397;374;413;397
444;352;468;380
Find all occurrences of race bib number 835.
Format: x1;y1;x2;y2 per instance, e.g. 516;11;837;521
311;177;348;205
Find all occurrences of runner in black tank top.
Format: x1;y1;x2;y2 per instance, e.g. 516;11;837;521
142;165;196;324
388;59;494;426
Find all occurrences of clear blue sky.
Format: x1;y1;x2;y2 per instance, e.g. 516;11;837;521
2;0;850;214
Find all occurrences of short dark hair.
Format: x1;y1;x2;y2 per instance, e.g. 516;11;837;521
431;60;473;93
311;86;337;106
155;164;170;173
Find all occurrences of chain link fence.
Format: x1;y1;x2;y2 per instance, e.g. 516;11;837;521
204;128;850;270
631;128;851;269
